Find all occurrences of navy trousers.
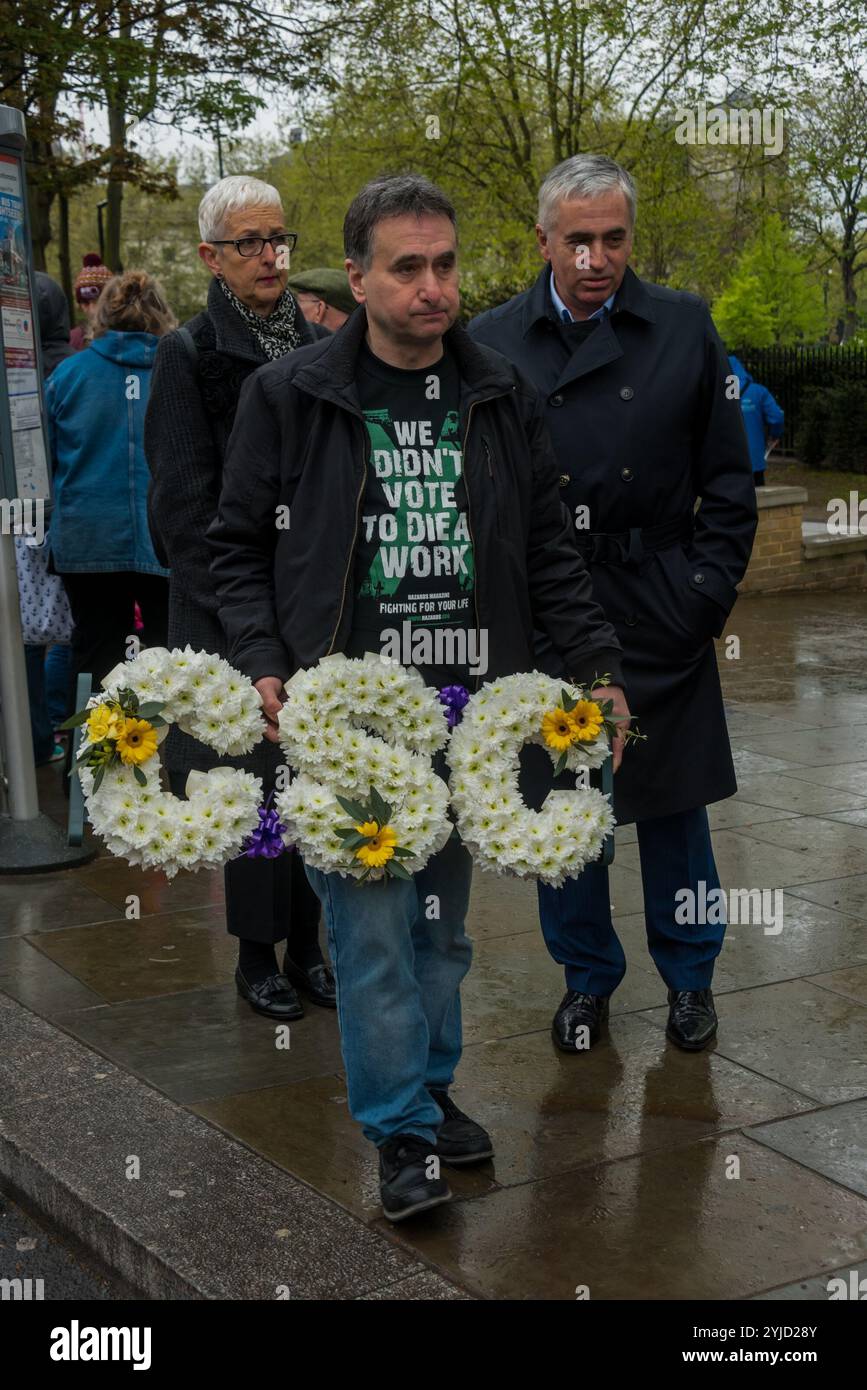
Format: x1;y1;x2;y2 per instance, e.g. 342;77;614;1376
537;807;725;996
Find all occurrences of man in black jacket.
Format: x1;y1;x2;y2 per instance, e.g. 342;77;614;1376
208;174;629;1222
469;155;757;1056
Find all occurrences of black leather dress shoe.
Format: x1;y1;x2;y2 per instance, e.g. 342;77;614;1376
429;1088;494;1165
666;988;717;1050
235;967;304;1020
552;990;609;1051
378;1134;452;1222
282;954;337;1009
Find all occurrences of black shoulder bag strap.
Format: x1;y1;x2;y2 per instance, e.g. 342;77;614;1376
175;325;198;371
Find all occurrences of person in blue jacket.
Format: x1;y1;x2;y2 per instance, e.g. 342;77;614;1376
728;355;784;487
46;270;174;747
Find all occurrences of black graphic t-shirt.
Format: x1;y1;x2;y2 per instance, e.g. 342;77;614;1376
345;341;477;687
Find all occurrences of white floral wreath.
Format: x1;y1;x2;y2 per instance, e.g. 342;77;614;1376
275;652;453;882
70;646;265;878
447;672;616;888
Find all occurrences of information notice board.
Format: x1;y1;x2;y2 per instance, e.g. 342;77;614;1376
0;150;49;500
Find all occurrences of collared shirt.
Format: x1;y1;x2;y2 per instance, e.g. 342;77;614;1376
550;274;616;324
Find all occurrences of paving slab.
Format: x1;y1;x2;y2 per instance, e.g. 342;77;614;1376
53;985;345;1105
640;980;867;1105
749;1262;867;1300
30;907;238;1003
746;1100;867;1200
0;873;123;938
0;937;103;1016
386;1135;867;1302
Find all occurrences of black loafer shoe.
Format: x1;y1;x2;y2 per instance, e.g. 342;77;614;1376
235;967;304;1020
666;988;717;1051
429;1088;494;1165
282;954;337;1008
378;1134;452;1222
552;990;609;1051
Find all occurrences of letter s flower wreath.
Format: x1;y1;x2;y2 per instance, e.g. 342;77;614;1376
274;653;454;882
63;646;266;878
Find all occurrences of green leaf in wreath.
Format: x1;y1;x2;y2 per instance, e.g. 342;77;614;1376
390;845;414;858
368;784;392;826
341;831;373;851
92;763;105;793
560;688;578;713
58;707;92;730
336;794;371;823
132;764;148;786
554;750;568;776
386;859;412;880
136;701;165;720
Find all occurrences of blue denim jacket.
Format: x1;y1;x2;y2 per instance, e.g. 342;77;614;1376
46;330;169;575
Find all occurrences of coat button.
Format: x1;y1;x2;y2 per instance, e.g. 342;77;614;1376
558;474;570;488
619;386;634;400
693;573;705;584
620;467;634;482
624;612;638;627
549;393;564;407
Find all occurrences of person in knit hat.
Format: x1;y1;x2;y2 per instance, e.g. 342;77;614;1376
70;252;114;350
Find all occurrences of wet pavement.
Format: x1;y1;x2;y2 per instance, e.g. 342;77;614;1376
2;591;866;1300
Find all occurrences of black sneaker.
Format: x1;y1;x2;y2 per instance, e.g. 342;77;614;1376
429;1088;494;1165
378;1134;452;1222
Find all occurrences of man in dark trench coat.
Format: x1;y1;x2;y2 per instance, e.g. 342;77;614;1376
469;154;757;1053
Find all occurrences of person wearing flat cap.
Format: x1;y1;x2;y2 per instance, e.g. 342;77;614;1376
287;267;356;331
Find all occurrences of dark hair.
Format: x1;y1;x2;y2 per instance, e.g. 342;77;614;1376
94;270;177;337
343;174;457;269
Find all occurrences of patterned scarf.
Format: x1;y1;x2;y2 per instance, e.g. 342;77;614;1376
217;275;303;361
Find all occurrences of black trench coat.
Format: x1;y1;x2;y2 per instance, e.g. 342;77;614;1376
469;265;757;825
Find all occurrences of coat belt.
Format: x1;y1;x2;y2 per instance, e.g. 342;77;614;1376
574;512;694;567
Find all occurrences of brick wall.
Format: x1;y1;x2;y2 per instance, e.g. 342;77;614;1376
738;485;867;595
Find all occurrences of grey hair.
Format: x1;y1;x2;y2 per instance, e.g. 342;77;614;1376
537;155;637;232
198;175;283;241
343;174;457;269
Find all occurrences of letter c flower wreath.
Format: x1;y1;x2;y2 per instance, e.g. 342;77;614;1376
446;672;625;888
64;646;266;878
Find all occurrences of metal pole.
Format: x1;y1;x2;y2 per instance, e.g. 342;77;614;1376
0;525;39;818
0;103;94;870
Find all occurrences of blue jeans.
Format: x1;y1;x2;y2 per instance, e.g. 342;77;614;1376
305;831;474;1147
537;807;725;995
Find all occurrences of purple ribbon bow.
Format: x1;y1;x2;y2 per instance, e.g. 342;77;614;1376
242;792;293;859
438;683;470;728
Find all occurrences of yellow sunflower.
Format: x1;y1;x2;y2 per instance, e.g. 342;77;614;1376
116;717;159;765
86;702;124;742
570;700;604;742
355;819;398;868
541;708;577;751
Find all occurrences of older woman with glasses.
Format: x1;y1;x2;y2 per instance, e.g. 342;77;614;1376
145;175;333;1021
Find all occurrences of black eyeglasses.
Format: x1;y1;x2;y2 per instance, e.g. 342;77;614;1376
210;233;298;258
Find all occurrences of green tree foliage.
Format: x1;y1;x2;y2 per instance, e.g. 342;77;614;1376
713;215;826;346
